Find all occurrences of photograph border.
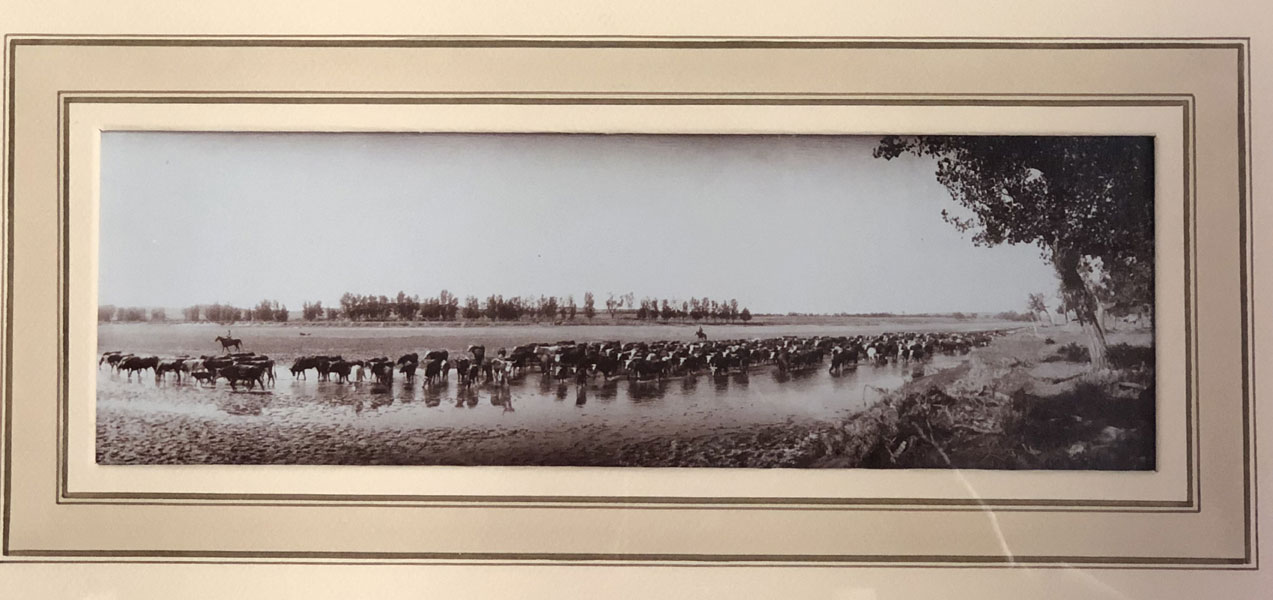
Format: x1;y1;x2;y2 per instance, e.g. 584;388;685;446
0;35;1255;567
57;92;1197;513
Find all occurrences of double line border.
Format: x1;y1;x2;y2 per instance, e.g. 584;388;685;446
53;92;1198;513
1;36;1255;567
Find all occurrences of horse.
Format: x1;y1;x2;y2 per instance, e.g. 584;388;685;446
695;328;708;341
214;335;242;353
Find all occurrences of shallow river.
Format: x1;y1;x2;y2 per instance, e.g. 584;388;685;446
95;322;995;464
97;353;962;433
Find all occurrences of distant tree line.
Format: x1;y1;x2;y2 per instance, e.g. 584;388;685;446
631;297;752;324
102;290;765;326
98;305;155;322
101;295;1026;326
301;290;594;323
993;310;1035;322
180;300;288;324
285;290;750;325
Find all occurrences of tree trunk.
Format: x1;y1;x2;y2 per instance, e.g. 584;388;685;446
1079;314;1109;370
1100;303;1116;332
1053;247;1110;371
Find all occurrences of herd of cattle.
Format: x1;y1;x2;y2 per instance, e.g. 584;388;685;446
98;330;1005;392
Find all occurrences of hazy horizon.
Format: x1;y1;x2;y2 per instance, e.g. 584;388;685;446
100;132;1062;315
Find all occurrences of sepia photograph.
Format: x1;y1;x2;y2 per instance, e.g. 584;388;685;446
94;131;1156;469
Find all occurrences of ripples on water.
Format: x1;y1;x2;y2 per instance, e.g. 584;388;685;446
97;354;963;432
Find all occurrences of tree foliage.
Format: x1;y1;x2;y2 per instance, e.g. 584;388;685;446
875;135;1154;369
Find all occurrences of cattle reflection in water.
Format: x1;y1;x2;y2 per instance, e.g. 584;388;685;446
627;380;670;403
594;380;620;401
96;352;965;433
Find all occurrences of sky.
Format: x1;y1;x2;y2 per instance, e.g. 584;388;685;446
99;132;1060;315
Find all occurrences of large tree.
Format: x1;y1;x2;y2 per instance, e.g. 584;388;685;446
874;135;1154;370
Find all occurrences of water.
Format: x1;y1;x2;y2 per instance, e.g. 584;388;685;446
97;353;962;433
95;321;996;464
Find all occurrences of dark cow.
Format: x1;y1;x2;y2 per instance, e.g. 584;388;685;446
156;359;187;382
424;349;449;363
828;346;859;374
625;357;662;381
329;360;353;383
398;359;418;384
119;356;160;381
106;353;133;372
467;345;486;367
99;351;123;369
423;358;444;385
370;361;394;386
290;356;318;379
315;357;334;381
454;358;473;386
219;364;266;390
236;356;275;386
396;353;419;366
190;368;216;386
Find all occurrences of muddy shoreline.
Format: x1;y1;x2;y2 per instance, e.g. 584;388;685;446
97;326;1152;468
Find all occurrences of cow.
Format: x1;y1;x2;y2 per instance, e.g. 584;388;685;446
190;368;216;386
119;356;160;381
290;356;318;379
454;358;473;386
487;357;515;384
589;354;621;379
99;351;123;369
423;358;444;385
467;345;486;368
371;361;394;386
329;360;353;383
396;353;419;367
105;353;133;372
424;349;449;362
398;359;418;384
828;346;859;374
156;359;187;382
237;357;275;386
218;364;266;390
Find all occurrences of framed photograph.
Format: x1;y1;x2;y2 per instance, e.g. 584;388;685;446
0;18;1264;600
